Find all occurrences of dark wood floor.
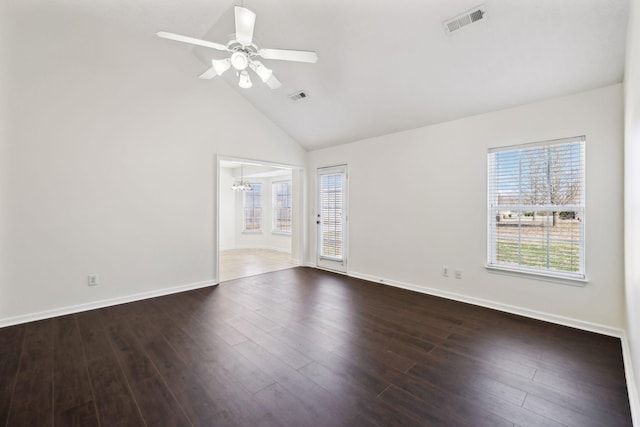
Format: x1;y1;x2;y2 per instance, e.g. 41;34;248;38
0;267;632;426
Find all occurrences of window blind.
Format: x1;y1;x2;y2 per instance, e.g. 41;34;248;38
487;136;585;279
319;173;343;259
272;181;292;234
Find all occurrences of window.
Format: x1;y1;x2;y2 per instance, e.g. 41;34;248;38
272;181;292;234
487;136;585;279
243;184;262;232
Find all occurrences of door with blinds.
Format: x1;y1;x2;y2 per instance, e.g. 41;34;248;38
317;166;347;272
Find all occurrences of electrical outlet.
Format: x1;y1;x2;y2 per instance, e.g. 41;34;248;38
442;266;449;277
88;274;99;286
455;269;463;279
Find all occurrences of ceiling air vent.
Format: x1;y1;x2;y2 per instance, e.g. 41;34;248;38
289;90;308;101
444;5;486;34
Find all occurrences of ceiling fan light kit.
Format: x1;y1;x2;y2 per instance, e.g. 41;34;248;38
157;6;317;90
238;70;253;88
249;60;273;83
231;51;249;70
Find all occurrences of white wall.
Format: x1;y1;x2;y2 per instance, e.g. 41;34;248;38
0;1;305;322
307;84;624;329
624;0;640;417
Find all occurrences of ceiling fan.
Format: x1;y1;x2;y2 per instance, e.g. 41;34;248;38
157;6;318;89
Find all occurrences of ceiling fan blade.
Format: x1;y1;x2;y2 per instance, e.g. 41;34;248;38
157;31;227;51
234;6;256;45
259;48;318;63
199;58;232;79
265;74;282;89
198;67;218;80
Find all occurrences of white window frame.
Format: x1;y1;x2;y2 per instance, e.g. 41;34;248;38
272;180;292;235
242;183;262;233
487;136;586;281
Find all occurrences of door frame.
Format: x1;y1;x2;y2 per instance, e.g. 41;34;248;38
316;165;348;273
214;155;306;284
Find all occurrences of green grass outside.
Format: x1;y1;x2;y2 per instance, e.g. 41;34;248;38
496;240;580;273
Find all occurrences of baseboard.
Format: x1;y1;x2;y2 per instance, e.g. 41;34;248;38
233;246;292;253
621;331;640;426
0;279;217;328
348;270;623;338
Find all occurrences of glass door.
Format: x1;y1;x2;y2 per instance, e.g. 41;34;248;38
316;166;347;272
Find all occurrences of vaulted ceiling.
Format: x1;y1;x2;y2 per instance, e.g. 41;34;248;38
49;0;629;151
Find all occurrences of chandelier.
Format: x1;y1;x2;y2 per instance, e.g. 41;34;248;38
232;164;252;191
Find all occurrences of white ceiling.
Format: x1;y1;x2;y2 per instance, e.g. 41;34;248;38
52;0;629;151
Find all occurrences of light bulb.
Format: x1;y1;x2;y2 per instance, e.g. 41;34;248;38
231;51;249;70
238;70;252;88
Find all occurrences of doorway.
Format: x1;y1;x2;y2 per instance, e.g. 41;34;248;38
216;157;304;282
316;165;348;273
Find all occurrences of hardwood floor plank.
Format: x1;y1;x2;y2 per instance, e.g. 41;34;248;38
468;393;565;427
386;369;534;427
533;368;630;412
156;365;238;427
268;327;392;395
8;361;53;426
130;376;191;426
143;302;276;395
190;360;282;427
107;323;158;384
523;393;615;427
6;321;53;426
407;350;529;406
253;383;320;427
234;340;358;424
0;267;632;426
377;384;481;427
298;361;376;402
75;311;114;362
85;355;145;426
529;370;631;426
260;307;418;373
52;316;99;426
17;319;53;373
305;308;437;362
440;333;538;378
224;316;313;369
55;401;100;427
356;395;428;427
237;310;283;333
426;346;631;426
0;325;25;426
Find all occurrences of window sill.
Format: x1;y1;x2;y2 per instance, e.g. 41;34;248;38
242;231;262;235
272;231;292;236
485;265;587;286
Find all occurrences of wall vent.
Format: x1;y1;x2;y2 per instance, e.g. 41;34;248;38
444;5;486;34
289;90;308;101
